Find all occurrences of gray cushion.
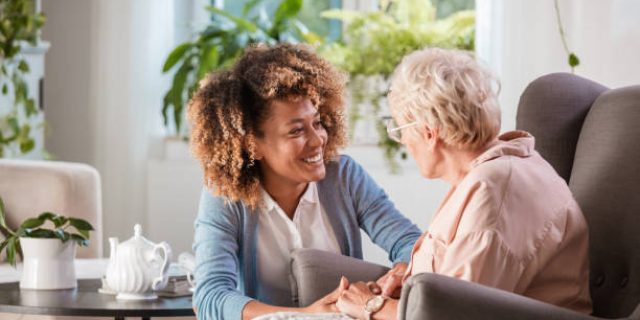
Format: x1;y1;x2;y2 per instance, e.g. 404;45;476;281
569;85;640;318
290;249;389;307
516;73;608;183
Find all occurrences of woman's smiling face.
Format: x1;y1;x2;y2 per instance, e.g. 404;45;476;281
255;97;328;188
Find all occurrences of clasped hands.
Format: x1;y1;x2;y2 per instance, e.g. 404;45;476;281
304;262;407;319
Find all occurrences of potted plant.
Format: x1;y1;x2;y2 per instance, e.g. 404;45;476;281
0;195;94;289
0;0;47;158
161;0;321;139
319;0;475;172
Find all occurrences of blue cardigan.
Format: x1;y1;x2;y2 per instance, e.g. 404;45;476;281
193;155;422;320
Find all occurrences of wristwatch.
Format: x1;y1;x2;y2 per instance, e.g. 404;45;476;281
364;295;387;320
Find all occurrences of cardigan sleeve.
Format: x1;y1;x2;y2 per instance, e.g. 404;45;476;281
342;155;422;264
192;188;253;320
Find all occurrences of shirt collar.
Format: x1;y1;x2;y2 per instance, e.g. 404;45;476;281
261;182;318;212
471;130;535;167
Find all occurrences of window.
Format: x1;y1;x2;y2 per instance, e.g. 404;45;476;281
222;0;342;41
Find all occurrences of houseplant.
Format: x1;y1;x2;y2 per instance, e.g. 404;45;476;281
319;0;475;171
0;0;46;157
0;195;94;289
161;0;321;138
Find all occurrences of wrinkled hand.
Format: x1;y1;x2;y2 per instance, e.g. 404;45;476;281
304;277;349;313
336;281;376;320
371;262;407;298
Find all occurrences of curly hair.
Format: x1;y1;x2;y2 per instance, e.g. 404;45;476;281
188;43;348;208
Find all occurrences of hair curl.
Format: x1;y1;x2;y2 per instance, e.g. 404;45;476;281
188;43;347;208
388;48;501;150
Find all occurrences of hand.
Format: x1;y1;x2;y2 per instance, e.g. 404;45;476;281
336;281;376;320
373;262;407;298
304;276;350;313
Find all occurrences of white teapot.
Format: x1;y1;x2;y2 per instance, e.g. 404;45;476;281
105;224;172;300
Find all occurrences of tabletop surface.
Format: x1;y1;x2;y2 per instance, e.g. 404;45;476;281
0;258;195;317
0;278;195;317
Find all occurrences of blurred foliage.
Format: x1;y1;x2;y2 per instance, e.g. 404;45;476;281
161;0;322;137
319;0;475;172
0;0;45;158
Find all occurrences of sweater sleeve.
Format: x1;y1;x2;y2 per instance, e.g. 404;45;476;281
342;155;422;263
192;188;253;320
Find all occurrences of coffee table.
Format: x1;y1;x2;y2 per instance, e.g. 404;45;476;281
0;278;194;319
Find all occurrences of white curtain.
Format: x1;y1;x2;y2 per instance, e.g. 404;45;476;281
476;0;640;131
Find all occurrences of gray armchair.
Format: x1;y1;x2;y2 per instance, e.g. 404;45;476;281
290;73;640;319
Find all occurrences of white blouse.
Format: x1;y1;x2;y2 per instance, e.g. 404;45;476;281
256;182;341;306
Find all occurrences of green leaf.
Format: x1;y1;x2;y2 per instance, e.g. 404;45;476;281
25;98;37;116
197;46;220;79
17;60;29;73
274;0;303;26
52;216;68;228
21;217;45;229
68;218;94;231
162;42;192;73
19;138;35;153
207;6;257;32
6;238;17;267
568;53;580;68
0;238;10;257
37;212;57;221
242;0;262;16
24;228;56;238
70;234;90;247
1;83;7;95
0;196;10;232
77;229;90;239
54;229;70;242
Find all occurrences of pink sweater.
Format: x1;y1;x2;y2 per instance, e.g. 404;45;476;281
405;131;591;313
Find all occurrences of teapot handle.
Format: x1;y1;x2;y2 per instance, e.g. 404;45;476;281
151;241;172;291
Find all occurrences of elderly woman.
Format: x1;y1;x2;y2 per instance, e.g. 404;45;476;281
188;43;422;320
335;48;591;319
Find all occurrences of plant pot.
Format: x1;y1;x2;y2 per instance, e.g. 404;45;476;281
19;238;77;290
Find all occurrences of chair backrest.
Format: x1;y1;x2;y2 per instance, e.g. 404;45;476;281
516;73;608;183
570;85;640;318
0;159;103;259
517;73;640;318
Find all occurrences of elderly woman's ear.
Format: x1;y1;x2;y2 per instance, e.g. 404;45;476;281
419;125;439;150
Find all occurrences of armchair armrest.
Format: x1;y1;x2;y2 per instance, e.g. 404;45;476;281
399;273;598;320
290;249;389;307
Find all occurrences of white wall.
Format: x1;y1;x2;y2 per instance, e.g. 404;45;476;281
476;0;640;131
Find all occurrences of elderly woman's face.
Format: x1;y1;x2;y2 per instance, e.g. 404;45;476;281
255;98;328;187
392;114;442;180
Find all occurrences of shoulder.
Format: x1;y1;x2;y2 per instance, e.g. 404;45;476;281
467;157;514;189
322;154;362;182
197;187;247;224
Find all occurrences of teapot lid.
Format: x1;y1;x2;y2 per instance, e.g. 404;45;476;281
120;223;155;249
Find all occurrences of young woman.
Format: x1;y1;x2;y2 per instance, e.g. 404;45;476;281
188;43;422;320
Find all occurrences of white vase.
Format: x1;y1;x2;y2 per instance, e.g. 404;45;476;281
19;238;77;290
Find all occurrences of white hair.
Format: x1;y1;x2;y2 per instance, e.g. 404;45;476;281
388;47;501;150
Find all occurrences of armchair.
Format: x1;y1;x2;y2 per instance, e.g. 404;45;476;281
290;73;640;319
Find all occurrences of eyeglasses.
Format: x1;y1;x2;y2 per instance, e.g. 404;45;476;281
386;118;420;143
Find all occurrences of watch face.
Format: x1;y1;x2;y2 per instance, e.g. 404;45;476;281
365;295;385;312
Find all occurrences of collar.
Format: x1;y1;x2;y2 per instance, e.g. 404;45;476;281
261;182;318;212
471;130;535;168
